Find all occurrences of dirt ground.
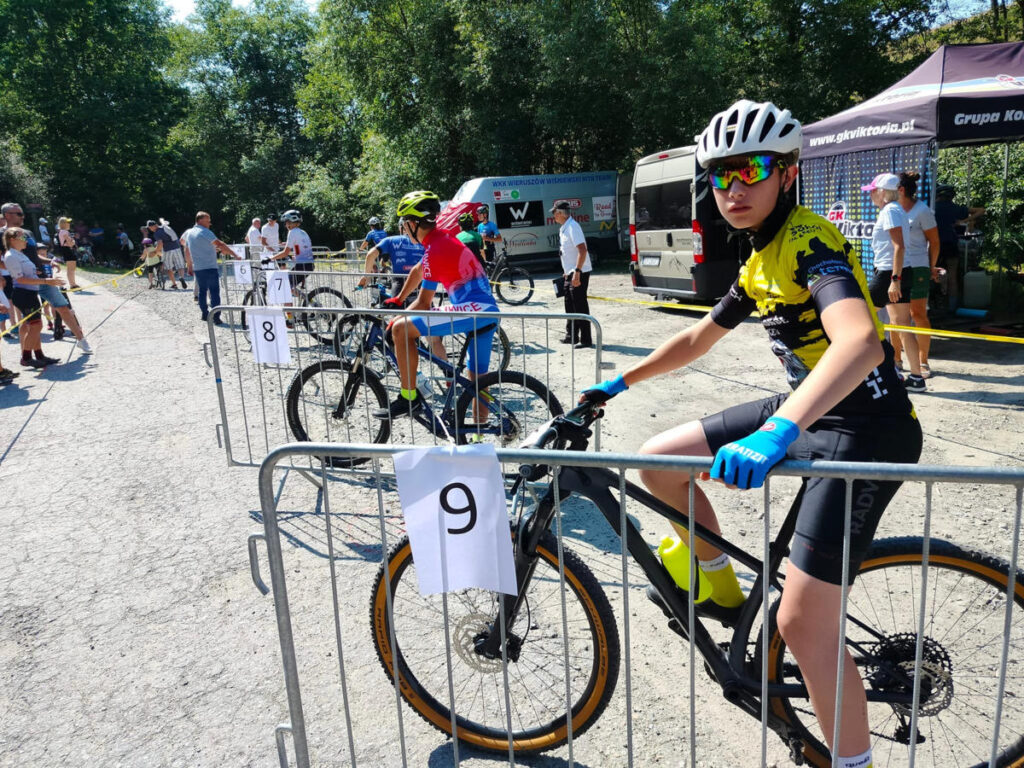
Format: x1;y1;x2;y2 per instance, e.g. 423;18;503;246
2;265;1022;767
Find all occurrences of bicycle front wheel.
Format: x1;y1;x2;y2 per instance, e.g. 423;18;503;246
495;266;534;305
370;527;620;754
285;358;389;467
765;536;1024;768
453;370;562;447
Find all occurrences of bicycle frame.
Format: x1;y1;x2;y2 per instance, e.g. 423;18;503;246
491;421;923;728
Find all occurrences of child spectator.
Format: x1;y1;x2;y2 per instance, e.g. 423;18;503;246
36;243;91;354
138;238;161;289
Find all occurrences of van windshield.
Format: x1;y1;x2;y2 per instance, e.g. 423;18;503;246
634;180;692;231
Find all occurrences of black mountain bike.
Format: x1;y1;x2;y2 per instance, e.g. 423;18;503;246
487;245;534;305
239;262;349;345
370;400;1024;766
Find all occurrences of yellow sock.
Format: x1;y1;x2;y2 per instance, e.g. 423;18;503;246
698;554;745;608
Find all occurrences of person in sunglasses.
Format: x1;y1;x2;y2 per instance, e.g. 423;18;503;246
582;100;920;768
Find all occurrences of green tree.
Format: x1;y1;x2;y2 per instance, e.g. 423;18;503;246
0;0;183;223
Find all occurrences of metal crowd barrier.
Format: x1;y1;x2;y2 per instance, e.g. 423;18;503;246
249;442;1024;768
206;304;604;476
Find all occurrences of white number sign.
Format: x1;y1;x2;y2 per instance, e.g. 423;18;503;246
233;261;253;285
394;444;517;596
247;307;291;365
266;270;292;305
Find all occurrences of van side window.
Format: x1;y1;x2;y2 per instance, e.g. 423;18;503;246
635;181;693;231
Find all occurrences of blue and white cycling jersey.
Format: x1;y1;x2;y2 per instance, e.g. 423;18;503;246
476;221;499;240
375;235;423;274
364;228;387;248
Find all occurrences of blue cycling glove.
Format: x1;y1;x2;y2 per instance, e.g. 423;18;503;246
710;416;799;490
581;374;628;404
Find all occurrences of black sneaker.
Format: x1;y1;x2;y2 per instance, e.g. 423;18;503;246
646;583;744;629
904;374;926;392
36;355;61;366
22;358;46;368
180;279;187;289
372;391;423;420
558;336;573;344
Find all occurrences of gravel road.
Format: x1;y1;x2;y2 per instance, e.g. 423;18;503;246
2;265;1022;767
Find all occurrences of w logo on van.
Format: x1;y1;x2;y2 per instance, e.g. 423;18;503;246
509;203;530;221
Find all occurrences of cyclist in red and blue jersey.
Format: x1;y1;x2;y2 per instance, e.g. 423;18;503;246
582;101;921;768
373;190;499;420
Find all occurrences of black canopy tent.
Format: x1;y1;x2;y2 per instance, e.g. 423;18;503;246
799;42;1024;279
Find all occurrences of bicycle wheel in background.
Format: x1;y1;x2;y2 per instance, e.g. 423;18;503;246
370;527;620;754
239;288;264;331
453;370;562;447
764;536;1024;768
494;266;534;305
285;358;389;467
299;286;351;345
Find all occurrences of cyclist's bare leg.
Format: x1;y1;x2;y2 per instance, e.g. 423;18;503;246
638;420;723;562
776;565;870;758
390;316;421;391
430;335;446;361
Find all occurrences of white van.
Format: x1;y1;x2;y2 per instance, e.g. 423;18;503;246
629;146;744;301
450;172;620;266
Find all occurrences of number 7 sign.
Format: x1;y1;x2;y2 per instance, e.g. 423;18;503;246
394;444;518;596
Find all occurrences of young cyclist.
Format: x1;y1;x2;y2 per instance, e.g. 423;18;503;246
475;205;502;262
456;212;484;263
374;190;499;420
357;225;425;298
359;216;388;252
581;100;921;768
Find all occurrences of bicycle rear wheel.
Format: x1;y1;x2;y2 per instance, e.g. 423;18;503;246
370;527;620;754
300;286;351;345
495;267;534;305
285;358;389;467
453;370;562;447
764;537;1024;767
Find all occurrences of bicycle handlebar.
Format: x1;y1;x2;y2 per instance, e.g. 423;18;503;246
518;401;602;480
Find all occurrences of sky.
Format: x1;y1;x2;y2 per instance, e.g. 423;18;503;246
165;0;316;22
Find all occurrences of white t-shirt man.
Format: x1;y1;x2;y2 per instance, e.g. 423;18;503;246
558;215;592;274
246;223;262;250
260;221;280;256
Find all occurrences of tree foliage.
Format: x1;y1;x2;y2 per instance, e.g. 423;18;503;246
0;0;1016;246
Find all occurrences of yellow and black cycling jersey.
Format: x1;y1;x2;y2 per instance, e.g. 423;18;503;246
711;204;912;417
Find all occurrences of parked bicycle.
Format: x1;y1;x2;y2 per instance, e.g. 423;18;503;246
239;260;349;345
486;244;534;305
370;399;1024;766
287;305;561;467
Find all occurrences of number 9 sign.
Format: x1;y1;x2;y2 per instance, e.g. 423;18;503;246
394;444;518;596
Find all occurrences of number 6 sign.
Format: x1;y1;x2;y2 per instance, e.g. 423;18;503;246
394;444;518;596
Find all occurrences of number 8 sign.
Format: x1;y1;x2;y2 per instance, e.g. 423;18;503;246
246;307;291;365
394;444;518;596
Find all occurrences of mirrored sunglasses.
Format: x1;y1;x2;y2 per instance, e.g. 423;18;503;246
708;155;784;190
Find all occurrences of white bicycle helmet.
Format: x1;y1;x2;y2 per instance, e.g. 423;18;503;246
280;209;302;223
695;100;802;168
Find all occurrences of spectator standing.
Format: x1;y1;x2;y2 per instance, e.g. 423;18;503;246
116;224;133;262
246;217;262;259
2;226;64;367
260;213;280;257
38;217;51;245
552;200;593;349
88;223;104;255
146;219;186;290
55;217;80;289
934;183;985;311
35;243;91;354
475;204;502;262
137;238;162;288
359;216;387;252
895;172;939;377
181;211;240;325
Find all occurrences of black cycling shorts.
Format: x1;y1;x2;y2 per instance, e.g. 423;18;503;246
701;393;922;585
1;276;12;300
289;261;314;287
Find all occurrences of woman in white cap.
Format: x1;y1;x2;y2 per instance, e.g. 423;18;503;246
863;172;925;392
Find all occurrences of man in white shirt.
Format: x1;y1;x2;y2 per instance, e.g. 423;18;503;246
552;200;592;348
246;217;262;259
260;213;280;257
